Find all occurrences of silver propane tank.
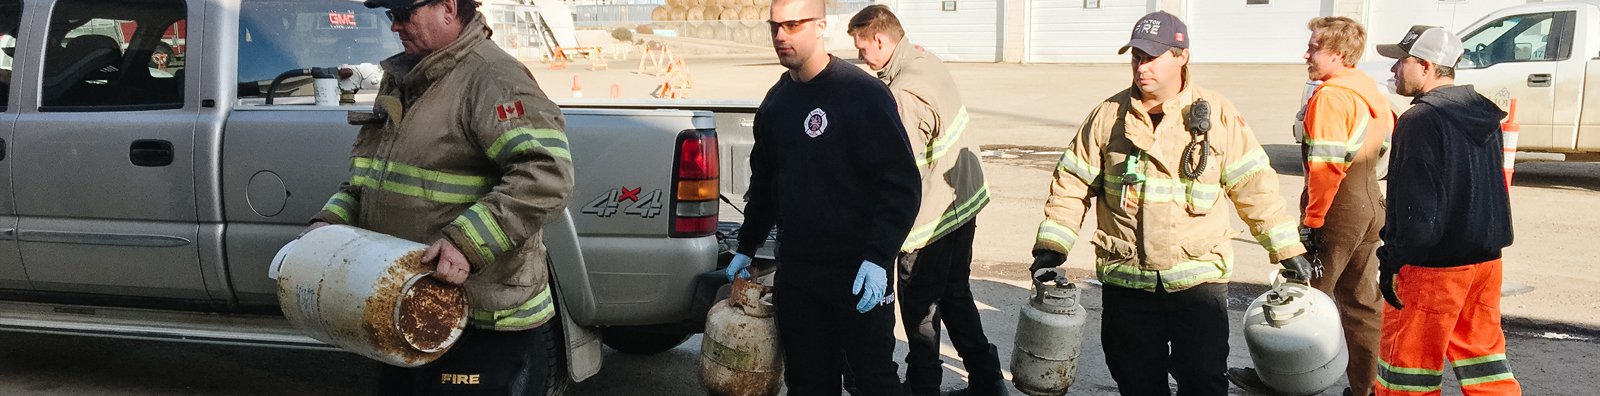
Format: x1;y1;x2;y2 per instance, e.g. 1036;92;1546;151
700;276;783;396
1242;270;1348;395
1010;268;1086;396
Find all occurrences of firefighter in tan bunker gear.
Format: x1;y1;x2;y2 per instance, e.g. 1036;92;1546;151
1028;11;1315;396
308;0;575;394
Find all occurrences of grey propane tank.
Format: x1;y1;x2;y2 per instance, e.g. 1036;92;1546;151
1010;268;1086;396
1242;271;1348;395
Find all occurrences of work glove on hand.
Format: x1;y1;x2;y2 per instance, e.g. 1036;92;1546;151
1299;226;1324;255
851;261;889;313
1029;250;1067;282
1380;268;1404;310
1279;255;1322;282
725;253;752;281
1376;246;1404;310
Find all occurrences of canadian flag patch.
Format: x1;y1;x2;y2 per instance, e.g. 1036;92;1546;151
496;101;526;121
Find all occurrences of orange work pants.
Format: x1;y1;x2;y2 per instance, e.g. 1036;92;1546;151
1376;259;1520;395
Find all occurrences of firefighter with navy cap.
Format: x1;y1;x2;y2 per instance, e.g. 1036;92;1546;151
1027;11;1316;395
306;0;575;394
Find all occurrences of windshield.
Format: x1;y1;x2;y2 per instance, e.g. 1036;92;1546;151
237;0;401;97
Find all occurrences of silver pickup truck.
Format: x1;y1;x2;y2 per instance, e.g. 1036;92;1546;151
0;0;761;390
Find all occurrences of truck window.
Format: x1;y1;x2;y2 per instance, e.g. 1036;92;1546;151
1459;11;1575;69
0;1;19;110
237;0;402;99
40;0;186;110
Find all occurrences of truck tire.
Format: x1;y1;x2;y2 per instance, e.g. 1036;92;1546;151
523;319;572;396
601;326;693;355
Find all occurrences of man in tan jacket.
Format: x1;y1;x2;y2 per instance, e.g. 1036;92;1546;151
1028;11;1316;395
848;6;1002;396
309;0;575;394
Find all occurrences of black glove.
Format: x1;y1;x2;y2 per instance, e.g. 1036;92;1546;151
1030;250;1066;282
1376;246;1405;310
1278;255;1322;282
1299;226;1323;255
1380;268;1404;310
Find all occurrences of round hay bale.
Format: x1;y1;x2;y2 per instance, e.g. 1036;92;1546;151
651;6;671;23
731;25;751;43
738;5;762;21
752;0;770;7
694;23;718;39
667;0;689;8
686;6;707;22
714;22;733;41
668;7;688;21
718;8;740;21
700;5;723;20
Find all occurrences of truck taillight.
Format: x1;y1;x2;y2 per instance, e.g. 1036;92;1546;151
671;129;718;237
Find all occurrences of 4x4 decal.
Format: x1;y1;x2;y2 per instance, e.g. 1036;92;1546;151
581;186;664;218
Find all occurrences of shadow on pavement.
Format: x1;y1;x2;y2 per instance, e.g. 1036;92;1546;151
1262;144;1304;177
1509;161;1600;193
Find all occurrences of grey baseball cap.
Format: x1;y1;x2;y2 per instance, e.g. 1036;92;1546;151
364;0;425;9
1118;11;1189;55
1377;25;1464;67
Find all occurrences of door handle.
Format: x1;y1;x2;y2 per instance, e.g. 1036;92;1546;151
0;137;6;161
129;139;174;167
1528;73;1553;87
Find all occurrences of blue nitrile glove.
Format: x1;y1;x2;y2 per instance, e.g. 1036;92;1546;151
851;261;888;313
725;253;753;281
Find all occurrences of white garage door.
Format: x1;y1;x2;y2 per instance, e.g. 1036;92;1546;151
1186;0;1322;63
1025;0;1149;63
895;0;1001;62
1367;0;1529;64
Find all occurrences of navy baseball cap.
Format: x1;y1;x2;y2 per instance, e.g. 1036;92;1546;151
1118;11;1189;55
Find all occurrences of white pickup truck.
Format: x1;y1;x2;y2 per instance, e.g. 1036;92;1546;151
1361;0;1600;161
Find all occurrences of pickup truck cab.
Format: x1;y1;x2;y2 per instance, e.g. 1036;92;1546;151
1361;0;1600;160
0;0;747;391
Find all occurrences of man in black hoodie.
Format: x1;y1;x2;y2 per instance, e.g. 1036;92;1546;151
723;0;921;394
1373;25;1521;396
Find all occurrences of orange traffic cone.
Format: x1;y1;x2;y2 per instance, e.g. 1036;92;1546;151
610;83;621;99
1501;99;1519;190
571;75;583;98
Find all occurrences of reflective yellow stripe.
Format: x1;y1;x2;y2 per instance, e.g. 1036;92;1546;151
902;182;990;251
1306;115;1370;165
1035;219;1079;254
469;287;555;330
350;157;494;204
1453;354;1515;386
1096;255;1229;291
1223;148;1270;186
1056;150;1101;185
1254;222;1300;256
1184;180;1222;211
451;203;510;263
1378;360;1444;392
916;106;971;167
322;192;355;223
488;127;571;163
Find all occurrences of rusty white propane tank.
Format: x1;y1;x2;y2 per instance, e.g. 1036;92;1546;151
271;225;467;367
700;277;782;396
1242;271;1348;395
1011;268;1086;396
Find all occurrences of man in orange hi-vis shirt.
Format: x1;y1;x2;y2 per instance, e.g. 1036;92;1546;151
1231;16;1394;396
1298;17;1395;396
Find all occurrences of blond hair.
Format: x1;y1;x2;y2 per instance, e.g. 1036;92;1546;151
1308;16;1366;66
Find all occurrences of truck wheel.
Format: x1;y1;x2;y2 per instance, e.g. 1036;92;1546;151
601;326;692;355
513;318;571;396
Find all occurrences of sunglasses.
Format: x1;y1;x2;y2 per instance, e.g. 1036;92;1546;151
767;17;822;35
385;0;443;24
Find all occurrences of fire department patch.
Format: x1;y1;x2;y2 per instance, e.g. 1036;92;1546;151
804;108;828;138
495;101;526;122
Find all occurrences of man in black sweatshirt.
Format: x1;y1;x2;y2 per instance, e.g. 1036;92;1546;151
1373;25;1521;395
722;0;921;394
